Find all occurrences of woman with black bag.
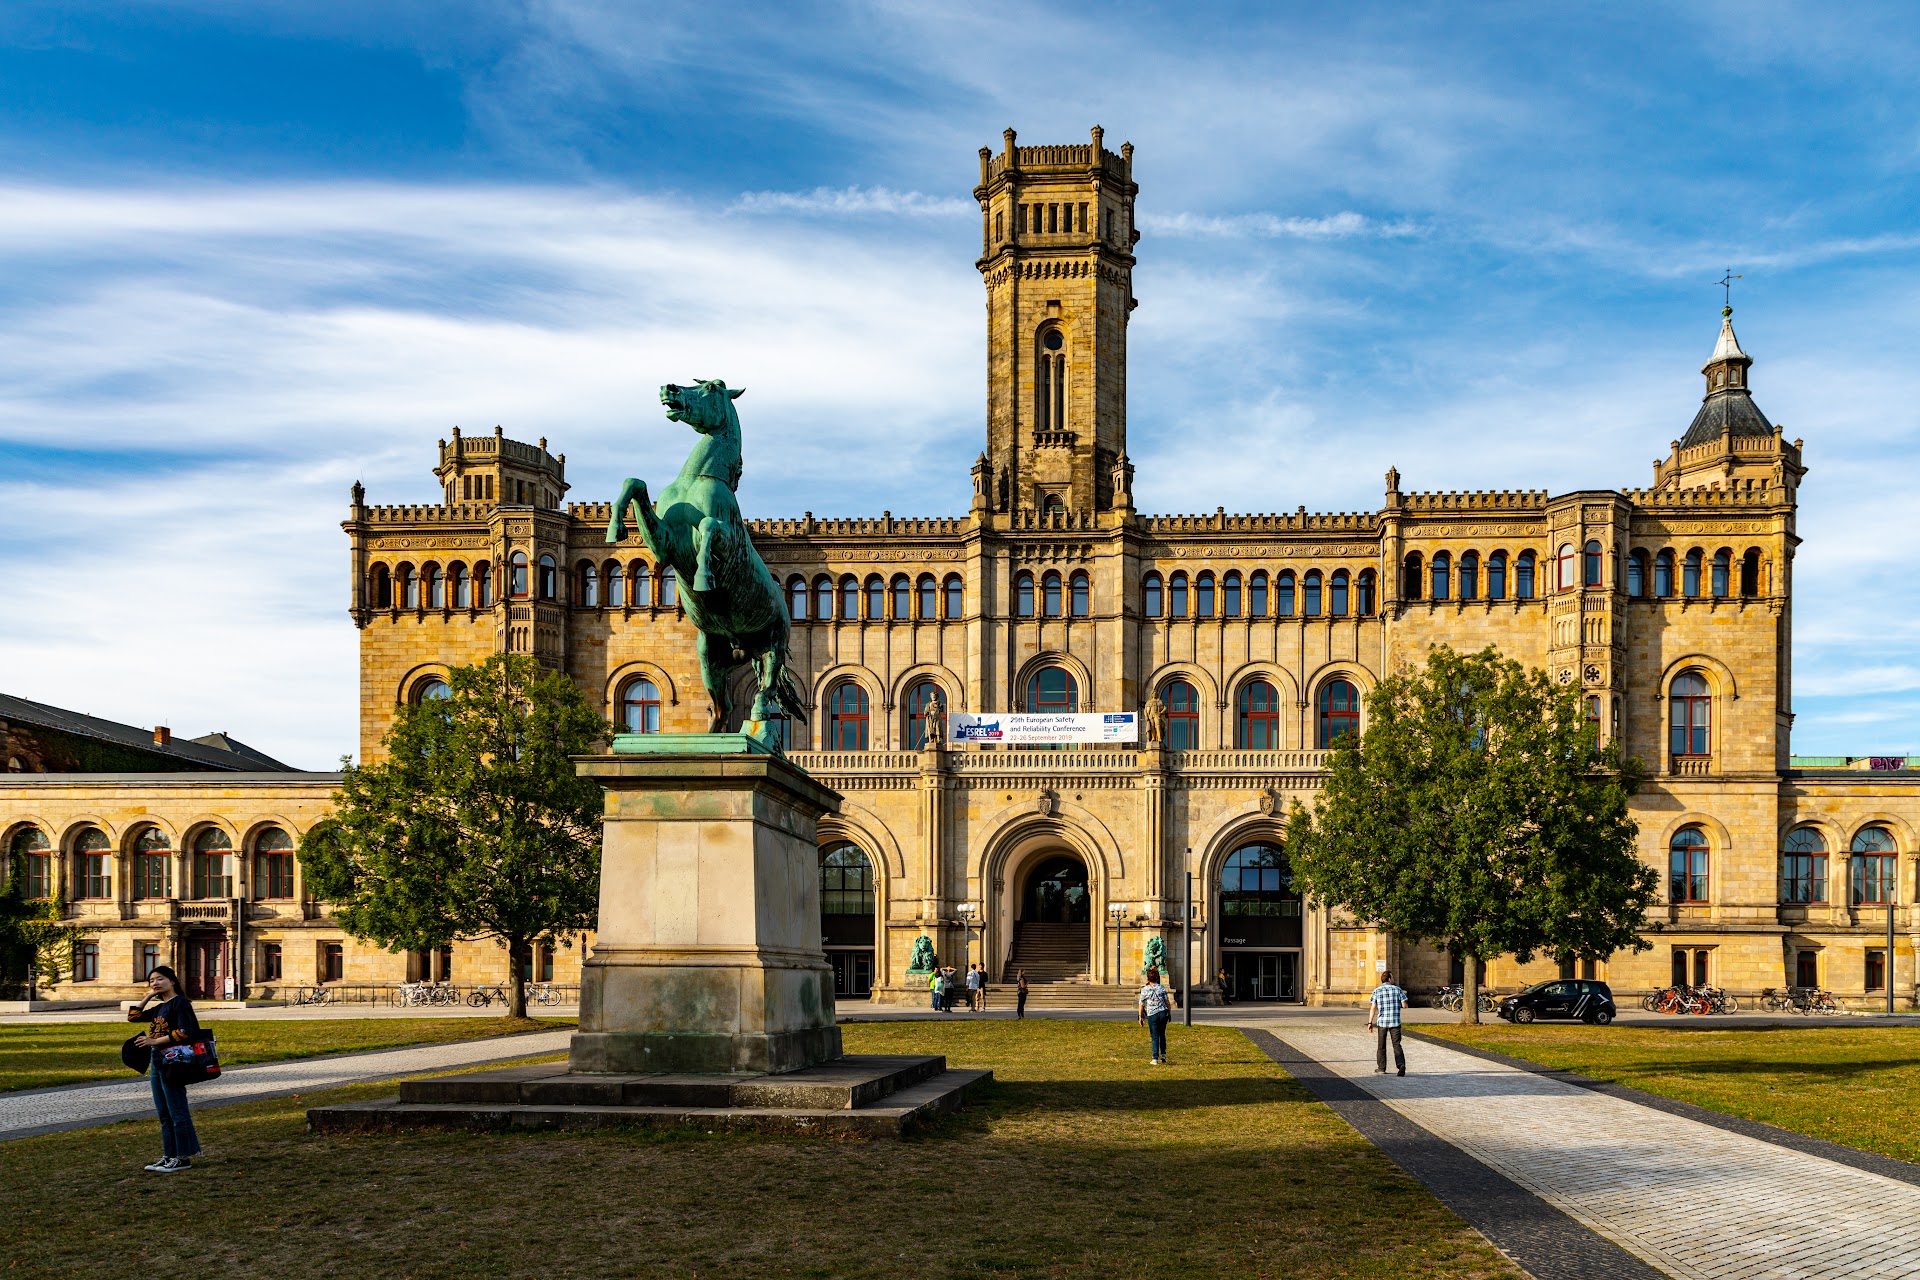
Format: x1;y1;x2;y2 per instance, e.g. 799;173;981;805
126;965;202;1172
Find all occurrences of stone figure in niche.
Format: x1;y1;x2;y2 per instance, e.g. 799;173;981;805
1142;694;1167;746
921;692;947;748
907;935;937;974
607;380;809;745
1143;934;1168;977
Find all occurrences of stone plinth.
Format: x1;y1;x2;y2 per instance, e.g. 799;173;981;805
568;741;845;1076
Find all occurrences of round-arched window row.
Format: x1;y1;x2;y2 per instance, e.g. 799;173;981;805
1625;547;1766;600
787;574;964;622
561;559;684;610
1014;570;1093;619
1403;550;1536;603
368;559;496;611
1144;569;1375;619
10;822;302;907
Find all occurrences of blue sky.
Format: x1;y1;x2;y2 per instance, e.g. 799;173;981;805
1;2;1916;766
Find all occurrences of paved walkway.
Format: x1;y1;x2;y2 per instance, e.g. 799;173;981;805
1274;1025;1920;1280
0;1030;573;1140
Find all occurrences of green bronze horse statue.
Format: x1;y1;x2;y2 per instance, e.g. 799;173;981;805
607;380;807;744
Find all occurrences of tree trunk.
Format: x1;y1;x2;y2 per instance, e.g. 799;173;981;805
507;939;527;1019
1462;956;1481;1025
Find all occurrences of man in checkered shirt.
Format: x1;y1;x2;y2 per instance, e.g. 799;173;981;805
1367;970;1408;1076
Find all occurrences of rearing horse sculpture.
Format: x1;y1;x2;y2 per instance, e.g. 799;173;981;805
607;380;807;744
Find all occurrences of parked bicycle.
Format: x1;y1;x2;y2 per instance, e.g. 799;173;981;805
391;981;462;1007
1430;985;1497;1013
467;983;508;1008
294;985;334;1006
526;982;564;1007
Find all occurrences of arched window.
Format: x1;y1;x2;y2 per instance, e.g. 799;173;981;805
1626;551;1647;598
1851;827;1898;906
813;575;832;621
1683;549;1702;598
1515;551;1536;599
840;576;860;621
1276;570;1296;617
1161;679;1199;750
865;576;885;620
787;576;807;620
1222;571;1242;618
1168;572;1189;618
1316;679;1360;748
452;562;471;608
400;563;419;608
1781;827;1828;904
891;575;911;620
538;554;557;600
1670;672;1711;758
1555;544;1576;592
1487;551;1507;600
413;677;451;704
1403;552;1423;601
819;842;875;916
1220;845;1300;922
369;564;392;609
1249;570;1269;616
1330;569;1350;616
1144;572;1163;618
1429;554;1450;602
510;552;529;598
133;826;172;900
918;575;937;620
1355;569;1376;616
1670;827;1709;903
255;826;295;900
1015;571;1036;618
1070;571;1090;618
827;683;871;750
1654;550;1674;598
1195;572;1215;618
75;827;111;899
1584;541;1604;588
424;563;444;608
578;562;598;607
619;678;661;734
1043;571;1064;618
1303;570;1323;616
1740;549;1762;597
476;560;494;607
12;826;53;899
1458;553;1477;602
943;574;963;619
905;681;945;750
1025;666;1078;714
1034;326;1067;434
632;562;652;608
1236;680;1282;749
193;828;234;900
1711;549;1731;598
659;566;677;608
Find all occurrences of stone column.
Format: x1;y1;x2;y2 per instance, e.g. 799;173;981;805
570;748;845;1076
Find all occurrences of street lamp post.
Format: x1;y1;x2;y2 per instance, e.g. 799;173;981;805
1184;870;1194;1027
1109;902;1130;986
957;901;980;979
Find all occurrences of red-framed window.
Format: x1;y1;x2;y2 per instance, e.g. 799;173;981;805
193;828;234;899
1669;672;1711;758
256;827;296;900
1781;827;1828;904
1162;679;1200;751
12;827;53;899
509;552;529;598
1025;667;1078;714
1583;541;1604;587
1316;680;1360;748
904;681;944;750
1236;680;1282;749
1850;827;1899;906
133;826;171;899
75;828;110;899
828;683;870;750
620;678;661;734
1670;828;1710;903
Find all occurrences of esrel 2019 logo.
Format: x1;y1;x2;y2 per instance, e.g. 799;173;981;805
955;720;1002;741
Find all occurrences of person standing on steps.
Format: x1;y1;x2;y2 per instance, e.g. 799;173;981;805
1016;970;1029;1019
966;963;986;1012
1367;969;1407;1076
1138;966;1173;1065
126;965;202;1172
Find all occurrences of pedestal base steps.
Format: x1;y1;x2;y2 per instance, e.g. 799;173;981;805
306;1054;990;1139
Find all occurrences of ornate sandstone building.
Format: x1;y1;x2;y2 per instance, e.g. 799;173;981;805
6;129;1916;1007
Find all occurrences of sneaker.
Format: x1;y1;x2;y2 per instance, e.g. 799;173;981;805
1397;1069;1406;1077
1149;1058;1159;1065
143;1157;171;1172
156;1158;192;1172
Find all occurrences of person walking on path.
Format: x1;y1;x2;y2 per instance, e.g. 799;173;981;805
965;964;984;1012
1015;971;1029;1020
1367;969;1407;1076
126;965;202;1171
1139;966;1173;1065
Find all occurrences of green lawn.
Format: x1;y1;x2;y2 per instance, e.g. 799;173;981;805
1419;1022;1920;1163
0;1017;571;1092
0;1020;1519;1280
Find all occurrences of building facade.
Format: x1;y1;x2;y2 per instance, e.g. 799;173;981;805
5;129;1916;1007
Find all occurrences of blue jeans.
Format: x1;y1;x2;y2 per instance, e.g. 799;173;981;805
1146;1011;1170;1061
149;1054;201;1159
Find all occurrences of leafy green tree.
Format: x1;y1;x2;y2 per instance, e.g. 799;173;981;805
0;850;84;1000
299;654;609;1018
1286;645;1656;1023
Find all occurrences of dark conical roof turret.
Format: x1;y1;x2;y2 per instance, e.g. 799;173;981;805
1680;306;1773;448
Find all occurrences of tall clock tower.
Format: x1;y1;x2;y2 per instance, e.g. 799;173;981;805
974;126;1138;515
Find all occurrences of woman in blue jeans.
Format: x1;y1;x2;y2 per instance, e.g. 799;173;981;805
1138;966;1173;1065
127;965;202;1172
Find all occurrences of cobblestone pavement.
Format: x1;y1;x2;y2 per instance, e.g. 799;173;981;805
1276;1026;1920;1280
0;1030;573;1140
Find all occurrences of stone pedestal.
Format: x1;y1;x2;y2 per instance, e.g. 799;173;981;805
569;740;844;1076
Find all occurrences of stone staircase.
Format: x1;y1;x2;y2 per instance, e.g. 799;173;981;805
1003;922;1091;982
984;981;1141;1010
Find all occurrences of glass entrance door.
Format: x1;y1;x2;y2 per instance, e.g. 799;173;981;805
828;950;873;999
1225;951;1300;1002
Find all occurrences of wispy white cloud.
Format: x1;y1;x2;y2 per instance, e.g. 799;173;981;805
1142;211;1422;240
730;186;973;217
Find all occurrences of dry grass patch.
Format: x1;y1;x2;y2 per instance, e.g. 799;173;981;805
0;1016;571;1092
1420;1022;1920;1163
0;1019;1519;1280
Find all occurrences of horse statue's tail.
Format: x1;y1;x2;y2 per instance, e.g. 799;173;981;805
774;645;809;724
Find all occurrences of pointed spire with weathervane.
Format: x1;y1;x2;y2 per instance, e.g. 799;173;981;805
1679;275;1773;448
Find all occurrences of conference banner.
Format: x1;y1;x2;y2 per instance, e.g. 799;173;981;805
947;711;1138;745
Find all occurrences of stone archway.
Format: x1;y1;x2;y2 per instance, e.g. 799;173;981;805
1005;850;1092;982
1021;853;1091;924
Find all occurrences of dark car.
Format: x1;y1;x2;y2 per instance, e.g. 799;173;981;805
1497;979;1616;1025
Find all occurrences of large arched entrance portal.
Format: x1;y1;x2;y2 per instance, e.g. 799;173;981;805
1006;853;1091;981
819;841;875;999
1218;842;1303;1001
